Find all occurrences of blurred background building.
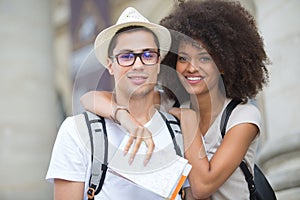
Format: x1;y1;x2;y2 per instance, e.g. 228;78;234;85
0;0;299;199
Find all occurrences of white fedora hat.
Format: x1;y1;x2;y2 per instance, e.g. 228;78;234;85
94;7;171;68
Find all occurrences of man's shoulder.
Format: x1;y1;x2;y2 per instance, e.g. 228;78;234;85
58;112;94;134
58;113;99;149
64;111;103;124
61;113;86;126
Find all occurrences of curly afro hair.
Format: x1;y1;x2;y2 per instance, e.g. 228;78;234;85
160;0;269;100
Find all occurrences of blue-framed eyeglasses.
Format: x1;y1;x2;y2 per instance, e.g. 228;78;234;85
110;51;160;67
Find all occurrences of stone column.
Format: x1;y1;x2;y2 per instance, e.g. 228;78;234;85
0;0;56;199
254;0;300;199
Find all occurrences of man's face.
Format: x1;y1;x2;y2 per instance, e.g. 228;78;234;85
107;29;160;100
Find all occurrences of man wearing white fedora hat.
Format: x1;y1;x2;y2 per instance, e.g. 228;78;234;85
46;7;190;200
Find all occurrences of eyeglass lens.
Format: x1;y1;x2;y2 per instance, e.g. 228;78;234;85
116;51;159;67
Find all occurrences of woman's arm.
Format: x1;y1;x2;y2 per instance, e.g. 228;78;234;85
80;91;114;117
80;91;155;165
54;179;84;200
183;187;210;200
170;108;258;199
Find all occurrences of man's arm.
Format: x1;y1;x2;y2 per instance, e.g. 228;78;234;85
54;179;84;200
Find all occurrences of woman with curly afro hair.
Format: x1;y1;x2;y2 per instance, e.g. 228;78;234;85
159;0;269;199
81;0;269;199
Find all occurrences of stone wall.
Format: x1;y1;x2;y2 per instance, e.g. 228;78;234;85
0;0;57;199
254;0;300;199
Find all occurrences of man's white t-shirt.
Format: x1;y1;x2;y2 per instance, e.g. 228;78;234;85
46;110;184;200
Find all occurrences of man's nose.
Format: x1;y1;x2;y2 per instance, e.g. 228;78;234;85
132;56;144;70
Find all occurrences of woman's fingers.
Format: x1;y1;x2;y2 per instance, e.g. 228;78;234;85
144;137;155;165
118;112;155;165
124;126;155;165
129;131;143;164
124;135;135;156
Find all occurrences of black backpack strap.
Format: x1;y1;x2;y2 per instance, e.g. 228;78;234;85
158;111;184;197
220;98;243;138
83;111;108;200
158;111;183;157
240;162;256;200
220;99;257;200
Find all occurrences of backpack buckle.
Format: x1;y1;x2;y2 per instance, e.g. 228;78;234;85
87;187;95;200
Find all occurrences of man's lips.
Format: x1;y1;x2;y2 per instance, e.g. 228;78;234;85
128;74;148;85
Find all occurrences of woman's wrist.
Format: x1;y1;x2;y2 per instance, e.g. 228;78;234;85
111;105;130;125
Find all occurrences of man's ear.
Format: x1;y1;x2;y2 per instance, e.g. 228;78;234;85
157;58;161;74
107;58;114;75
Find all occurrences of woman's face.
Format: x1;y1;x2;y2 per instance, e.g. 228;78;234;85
176;40;221;96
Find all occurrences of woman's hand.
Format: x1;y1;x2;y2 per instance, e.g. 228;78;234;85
81;91;155;165
169;107;200;149
116;109;155;165
168;107;182;119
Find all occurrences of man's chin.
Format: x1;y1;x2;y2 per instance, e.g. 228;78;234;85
129;86;154;99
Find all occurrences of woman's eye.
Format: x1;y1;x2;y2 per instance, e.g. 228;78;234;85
178;56;188;62
199;56;211;63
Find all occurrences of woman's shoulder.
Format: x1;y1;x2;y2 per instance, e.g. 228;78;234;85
237;99;261;116
226;98;262;131
224;98;261;114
